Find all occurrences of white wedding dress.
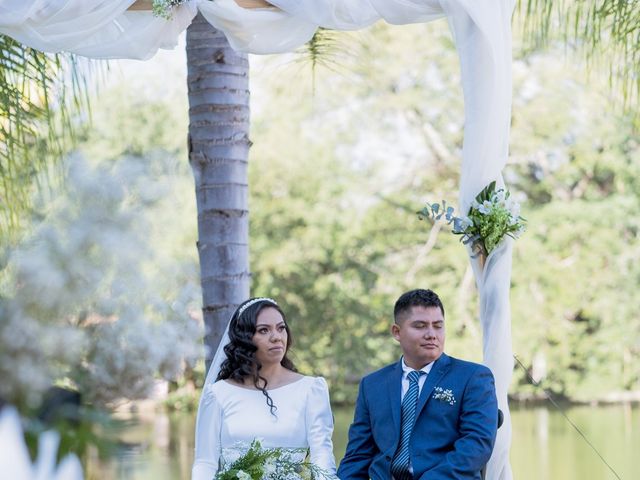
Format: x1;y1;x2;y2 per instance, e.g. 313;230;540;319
191;376;337;480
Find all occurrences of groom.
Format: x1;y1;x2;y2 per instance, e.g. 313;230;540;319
337;289;498;480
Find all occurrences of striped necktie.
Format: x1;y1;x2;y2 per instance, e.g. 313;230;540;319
390;370;426;480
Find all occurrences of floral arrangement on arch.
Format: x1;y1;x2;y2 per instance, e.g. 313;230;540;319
419;181;526;262
215;440;334;480
151;0;189;19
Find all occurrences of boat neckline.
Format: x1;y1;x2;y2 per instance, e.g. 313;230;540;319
222;376;308;391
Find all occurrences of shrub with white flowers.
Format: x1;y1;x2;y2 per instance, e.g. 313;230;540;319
0;155;202;408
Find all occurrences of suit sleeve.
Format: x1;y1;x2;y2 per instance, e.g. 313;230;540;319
418;366;498;480
337;378;379;480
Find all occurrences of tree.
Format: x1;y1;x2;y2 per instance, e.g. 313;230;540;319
186;14;251;367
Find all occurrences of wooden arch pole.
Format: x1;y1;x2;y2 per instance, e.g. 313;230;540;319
127;0;274;10
128;0;152;10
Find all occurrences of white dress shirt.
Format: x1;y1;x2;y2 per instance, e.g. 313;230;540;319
400;357;434;399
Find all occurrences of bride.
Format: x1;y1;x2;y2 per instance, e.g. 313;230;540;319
191;297;337;480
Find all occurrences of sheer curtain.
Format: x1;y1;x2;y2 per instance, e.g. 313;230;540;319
0;0;197;60
0;1;516;477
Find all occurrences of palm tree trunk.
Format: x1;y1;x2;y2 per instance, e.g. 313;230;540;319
186;14;251;370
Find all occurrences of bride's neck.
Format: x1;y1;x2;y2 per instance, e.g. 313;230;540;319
249;363;288;387
258;362;284;379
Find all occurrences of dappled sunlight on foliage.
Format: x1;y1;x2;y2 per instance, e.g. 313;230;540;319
247;21;639;403
2;13;638;412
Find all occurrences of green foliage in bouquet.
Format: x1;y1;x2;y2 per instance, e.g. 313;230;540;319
419;181;526;257
216;440;273;480
215;440;334;480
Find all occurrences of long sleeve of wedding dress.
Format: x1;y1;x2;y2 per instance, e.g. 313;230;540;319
192;384;223;480
305;377;337;474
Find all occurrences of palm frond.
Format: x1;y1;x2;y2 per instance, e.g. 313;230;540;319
0;35;91;241
296;28;354;91
516;0;640;109
304;28;345;71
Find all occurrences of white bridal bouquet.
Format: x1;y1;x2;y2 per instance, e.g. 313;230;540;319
419;181;526;261
215;440;334;480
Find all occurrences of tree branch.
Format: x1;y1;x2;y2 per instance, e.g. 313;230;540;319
404;221;442;285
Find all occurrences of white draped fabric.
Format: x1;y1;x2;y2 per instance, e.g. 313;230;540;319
0;406;84;480
0;1;516;478
0;0;197;59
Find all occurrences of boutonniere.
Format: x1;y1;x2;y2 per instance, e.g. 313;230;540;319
433;387;456;406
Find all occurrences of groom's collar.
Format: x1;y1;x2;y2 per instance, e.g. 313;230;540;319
396;353;449;372
400;356;434;378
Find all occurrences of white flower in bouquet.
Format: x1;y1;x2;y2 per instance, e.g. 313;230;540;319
263;457;277;476
475;199;493;215
215;440;334;480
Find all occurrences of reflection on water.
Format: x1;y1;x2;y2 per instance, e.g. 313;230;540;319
91;404;639;479
510;403;639;480
85;413;195;480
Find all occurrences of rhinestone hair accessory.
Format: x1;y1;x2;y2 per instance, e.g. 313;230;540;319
237;297;278;317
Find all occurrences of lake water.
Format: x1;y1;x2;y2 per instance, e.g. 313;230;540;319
87;403;638;479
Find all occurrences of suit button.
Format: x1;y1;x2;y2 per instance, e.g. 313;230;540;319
385;456;391;461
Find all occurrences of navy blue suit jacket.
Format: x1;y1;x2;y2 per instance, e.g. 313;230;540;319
337;353;498;480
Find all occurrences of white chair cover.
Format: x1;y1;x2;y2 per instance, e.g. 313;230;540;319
0;1;516;477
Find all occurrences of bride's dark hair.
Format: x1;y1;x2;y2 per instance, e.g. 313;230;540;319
216;298;297;414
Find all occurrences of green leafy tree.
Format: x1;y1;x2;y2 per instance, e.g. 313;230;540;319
246;19;640;403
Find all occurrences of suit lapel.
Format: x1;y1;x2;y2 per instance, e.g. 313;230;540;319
387;360;403;435
415;353;451;417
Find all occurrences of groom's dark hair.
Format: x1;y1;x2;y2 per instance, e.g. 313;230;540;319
394;289;445;323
